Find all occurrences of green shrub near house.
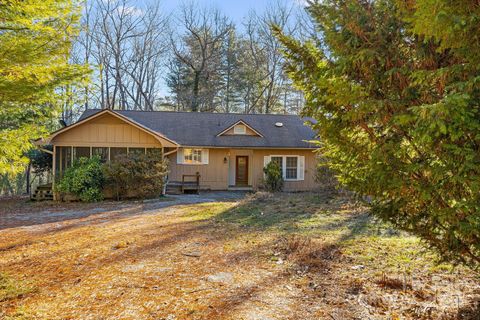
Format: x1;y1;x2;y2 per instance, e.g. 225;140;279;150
56;153;168;202
56;156;105;202
263;161;283;192
103;153;168;201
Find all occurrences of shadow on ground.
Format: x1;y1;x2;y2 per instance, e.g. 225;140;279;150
0;191;477;320
0;191;245;231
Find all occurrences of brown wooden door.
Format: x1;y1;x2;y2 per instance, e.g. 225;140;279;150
235;156;249;186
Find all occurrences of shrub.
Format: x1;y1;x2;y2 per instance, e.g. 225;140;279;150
263;161;283;192
56;156;104;202
104;152;168;200
102;160;129;201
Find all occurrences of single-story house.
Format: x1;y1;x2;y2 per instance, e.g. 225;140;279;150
39;109;319;198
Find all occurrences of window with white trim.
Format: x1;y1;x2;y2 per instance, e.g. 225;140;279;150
184;148;203;164
271;156;283;173
286;157;298;180
233;124;246;134
265;155;305;181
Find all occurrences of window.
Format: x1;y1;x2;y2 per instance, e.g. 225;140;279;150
233;124;246;134
286;157;298;180
74;147;90;160
271;156;283;173
184;148;202;164
92;147;109;163
266;155;304;181
110;147;127;162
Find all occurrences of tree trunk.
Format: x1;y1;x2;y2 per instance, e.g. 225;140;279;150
192;70;200;112
26;163;31;196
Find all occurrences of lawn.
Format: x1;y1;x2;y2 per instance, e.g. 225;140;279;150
0;192;478;319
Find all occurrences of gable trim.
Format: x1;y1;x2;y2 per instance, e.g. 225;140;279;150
216;120;264;137
44;109;179;147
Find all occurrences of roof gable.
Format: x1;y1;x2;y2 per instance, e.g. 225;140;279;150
216;120;264;137
45;109;178;147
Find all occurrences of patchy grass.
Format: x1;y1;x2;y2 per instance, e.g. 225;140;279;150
0;191;478;319
0;274;34;302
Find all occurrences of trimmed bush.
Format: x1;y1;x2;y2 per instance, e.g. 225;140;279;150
263;161;284;192
104;152;168;200
56;156;104;202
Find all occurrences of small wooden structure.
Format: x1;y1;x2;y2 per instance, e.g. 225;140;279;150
165;172;200;194
31;183;53;201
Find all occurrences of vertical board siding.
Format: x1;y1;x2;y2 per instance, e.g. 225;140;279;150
51;113;162;148
168;148;318;191
251;149;318;191
168;148;230;190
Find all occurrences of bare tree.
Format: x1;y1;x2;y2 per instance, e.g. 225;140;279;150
71;0;306;116
170;3;232;112
73;0;168;110
254;1;300;113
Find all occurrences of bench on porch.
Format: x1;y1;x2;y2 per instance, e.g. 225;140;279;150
166;172;201;194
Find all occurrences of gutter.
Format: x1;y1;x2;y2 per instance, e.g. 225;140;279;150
163;147;178;157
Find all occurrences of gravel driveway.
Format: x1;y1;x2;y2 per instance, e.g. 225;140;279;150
0;191;247;231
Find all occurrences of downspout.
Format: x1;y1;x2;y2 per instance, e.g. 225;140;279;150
52;146;56;200
163;147;178;158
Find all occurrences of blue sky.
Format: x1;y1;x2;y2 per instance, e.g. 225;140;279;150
161;0;306;25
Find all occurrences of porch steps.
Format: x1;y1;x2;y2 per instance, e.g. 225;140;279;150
228;186;253;191
165;181;200;195
165;183;183;195
31;183;53;201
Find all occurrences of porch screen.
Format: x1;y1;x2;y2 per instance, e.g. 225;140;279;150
92;147;109;162
129;147;145;155
147;148;162;158
74;147;90;160
110;148;127;162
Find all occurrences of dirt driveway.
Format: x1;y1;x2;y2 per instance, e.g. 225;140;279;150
0;192;478;319
0;192;245;230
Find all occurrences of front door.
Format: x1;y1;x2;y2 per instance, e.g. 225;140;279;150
235;156;249;186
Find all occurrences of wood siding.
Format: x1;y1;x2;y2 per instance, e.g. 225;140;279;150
168;148;318;191
167;148;229;190
51;113;163;148
49;112;318;192
251;149;318;191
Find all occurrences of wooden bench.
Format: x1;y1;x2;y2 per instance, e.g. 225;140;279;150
181;172;201;194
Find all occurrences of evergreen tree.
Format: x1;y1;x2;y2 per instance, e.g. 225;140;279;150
275;0;480;268
0;0;88;174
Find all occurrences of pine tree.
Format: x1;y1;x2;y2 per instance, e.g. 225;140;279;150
275;0;480;268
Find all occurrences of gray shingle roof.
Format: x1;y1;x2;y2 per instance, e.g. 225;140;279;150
79;109;317;148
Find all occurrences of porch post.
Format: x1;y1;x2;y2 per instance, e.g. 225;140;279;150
52;145;56;201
